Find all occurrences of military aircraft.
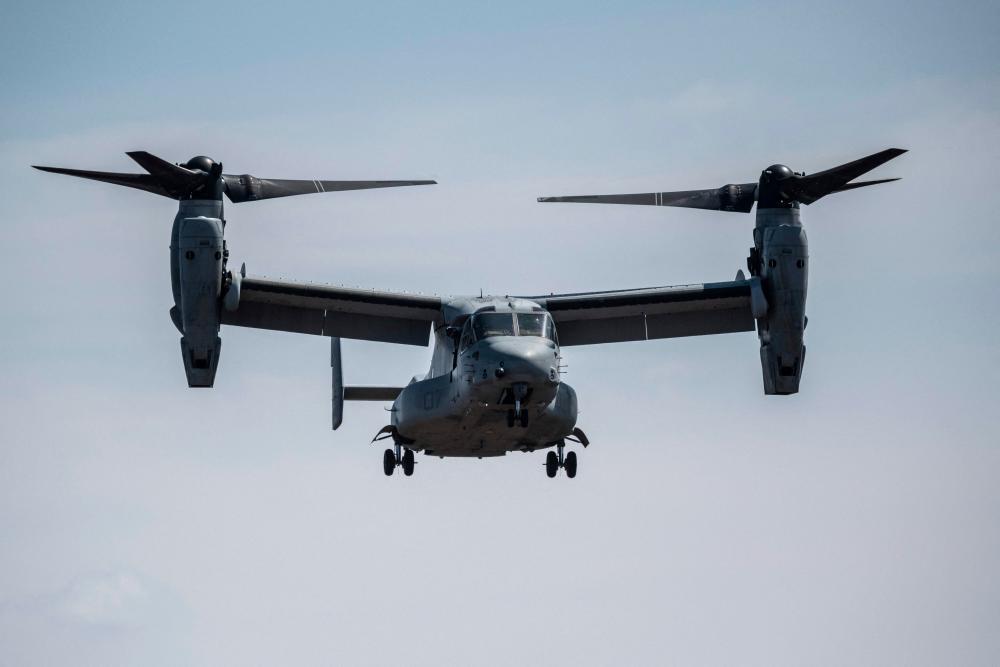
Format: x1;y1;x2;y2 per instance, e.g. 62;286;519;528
34;148;905;479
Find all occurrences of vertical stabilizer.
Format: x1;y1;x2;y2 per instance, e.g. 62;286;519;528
332;337;344;430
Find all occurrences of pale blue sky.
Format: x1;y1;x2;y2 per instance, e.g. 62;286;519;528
1;1;998;665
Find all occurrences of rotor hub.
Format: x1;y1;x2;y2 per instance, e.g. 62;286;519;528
756;164;799;209
185;155;216;173
761;164;794;183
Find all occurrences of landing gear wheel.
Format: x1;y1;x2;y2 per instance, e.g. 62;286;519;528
402;449;415;476
382;449;396;476
520;410;529;428
564;451;577;478
506;410;515;428
545;451;558;478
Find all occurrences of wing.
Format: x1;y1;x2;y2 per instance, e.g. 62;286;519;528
222;276;442;346
530;280;756;346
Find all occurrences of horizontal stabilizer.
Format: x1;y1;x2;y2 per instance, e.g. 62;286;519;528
344;387;403;401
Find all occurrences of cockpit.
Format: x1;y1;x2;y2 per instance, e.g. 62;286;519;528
460;311;558;350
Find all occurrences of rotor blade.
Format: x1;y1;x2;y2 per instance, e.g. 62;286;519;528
32;165;173;198
126;150;198;182
223;175;437;203
785;148;906;205
829;177;901;194
538;183;757;213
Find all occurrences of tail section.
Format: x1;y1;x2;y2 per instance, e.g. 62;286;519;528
331;337;404;430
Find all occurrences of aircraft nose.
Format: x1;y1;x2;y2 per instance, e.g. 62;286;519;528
482;338;558;385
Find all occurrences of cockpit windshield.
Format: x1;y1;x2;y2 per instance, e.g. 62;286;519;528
472;312;515;339
466;311;558;346
516;313;557;342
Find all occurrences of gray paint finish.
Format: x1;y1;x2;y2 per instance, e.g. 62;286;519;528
32;147;905;475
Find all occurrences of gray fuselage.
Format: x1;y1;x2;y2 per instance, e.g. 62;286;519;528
390;297;578;457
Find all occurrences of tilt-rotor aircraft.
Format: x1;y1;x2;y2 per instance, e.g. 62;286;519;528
35;148;905;478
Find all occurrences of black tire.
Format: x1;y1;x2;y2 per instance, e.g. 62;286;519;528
402;449;415;476
383;449;396;476
506;410;515;428
520;410;529;428
545;451;558;478
565;451;577;478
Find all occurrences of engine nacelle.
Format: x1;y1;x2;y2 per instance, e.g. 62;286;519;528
753;207;808;395
171;200;225;387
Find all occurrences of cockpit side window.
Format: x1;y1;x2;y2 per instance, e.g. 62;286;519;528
459;318;476;351
472;312;515;339
516;312;557;343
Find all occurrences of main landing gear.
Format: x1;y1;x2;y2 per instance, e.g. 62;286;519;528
545;441;577;479
383;443;415;477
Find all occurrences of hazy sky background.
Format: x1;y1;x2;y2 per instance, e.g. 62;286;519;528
1;1;998;665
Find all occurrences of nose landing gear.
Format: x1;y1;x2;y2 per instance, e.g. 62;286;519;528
506;382;530;428
507;408;530;428
544;441;578;479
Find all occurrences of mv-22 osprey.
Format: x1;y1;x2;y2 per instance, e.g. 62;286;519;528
35;148;905;478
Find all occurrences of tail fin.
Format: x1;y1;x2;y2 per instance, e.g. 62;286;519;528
332;337;344;430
